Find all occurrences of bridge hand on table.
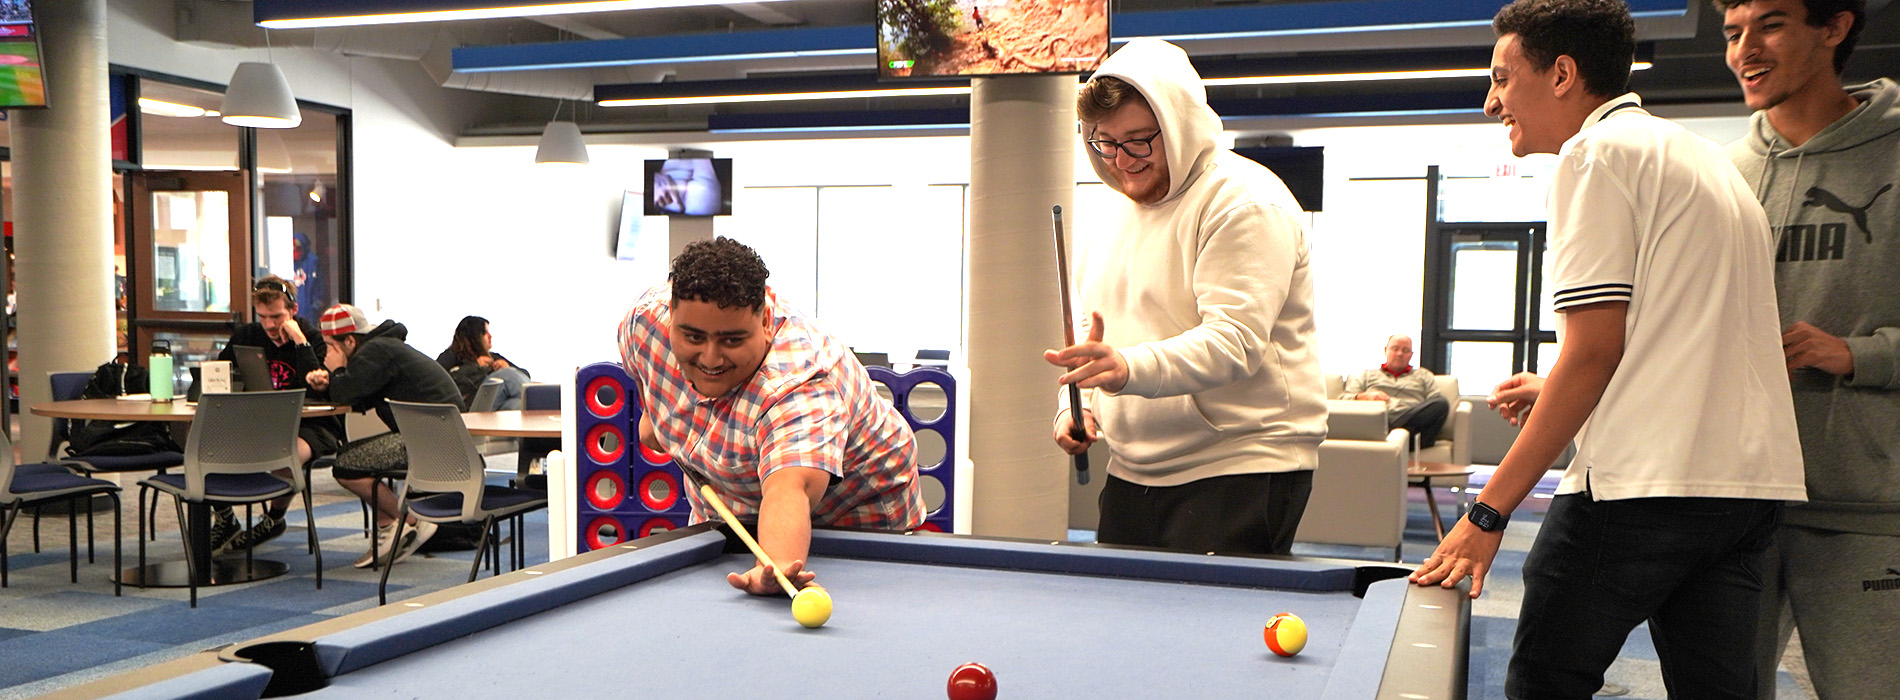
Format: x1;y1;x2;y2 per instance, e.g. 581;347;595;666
728;559;815;596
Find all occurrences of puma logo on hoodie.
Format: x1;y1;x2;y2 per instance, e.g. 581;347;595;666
1802;184;1892;242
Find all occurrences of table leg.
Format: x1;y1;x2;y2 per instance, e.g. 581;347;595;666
114;501;289;587
189;502;210;584
1422;479;1447;540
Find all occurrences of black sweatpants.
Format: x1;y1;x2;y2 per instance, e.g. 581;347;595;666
1096;470;1313;555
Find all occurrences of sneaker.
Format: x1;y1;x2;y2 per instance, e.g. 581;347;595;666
226;512;287;552
355;523;395;569
208;507;242;553
391;521;438;564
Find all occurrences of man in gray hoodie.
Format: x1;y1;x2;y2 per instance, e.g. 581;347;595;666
1717;1;1900;697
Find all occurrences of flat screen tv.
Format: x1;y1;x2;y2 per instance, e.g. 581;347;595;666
875;0;1108;78
0;0;45;109
644;158;732;217
1233;146;1324;213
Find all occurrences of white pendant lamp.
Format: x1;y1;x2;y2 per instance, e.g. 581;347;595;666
535;102;590;165
221;62;302;128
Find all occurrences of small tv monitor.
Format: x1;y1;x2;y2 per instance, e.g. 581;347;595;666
0;0;46;109
875;0;1108;78
1233;146;1324;213
643;158;732;217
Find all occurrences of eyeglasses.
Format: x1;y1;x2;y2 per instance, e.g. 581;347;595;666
1085;133;1160;159
253;280;289;294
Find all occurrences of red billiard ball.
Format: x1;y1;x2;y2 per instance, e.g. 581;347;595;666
946;662;997;700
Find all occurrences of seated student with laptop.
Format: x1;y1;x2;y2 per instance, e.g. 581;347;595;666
204;276;345;553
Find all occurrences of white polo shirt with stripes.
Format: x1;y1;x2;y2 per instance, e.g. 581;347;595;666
1547;94;1805;503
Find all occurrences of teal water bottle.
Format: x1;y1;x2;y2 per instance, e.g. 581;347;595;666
149;340;174;401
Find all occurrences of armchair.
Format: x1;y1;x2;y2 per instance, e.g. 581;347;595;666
1324;373;1472;468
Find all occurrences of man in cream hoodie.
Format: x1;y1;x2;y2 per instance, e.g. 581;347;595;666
1045;38;1326;556
1716;1;1900;696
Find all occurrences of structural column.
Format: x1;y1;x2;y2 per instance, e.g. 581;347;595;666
966;75;1074;539
13;0;117;454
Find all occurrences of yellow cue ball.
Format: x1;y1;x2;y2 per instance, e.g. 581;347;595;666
1264;613;1307;657
792;587;833;628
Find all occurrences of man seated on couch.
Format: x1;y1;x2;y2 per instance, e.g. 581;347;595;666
1339;335;1450;449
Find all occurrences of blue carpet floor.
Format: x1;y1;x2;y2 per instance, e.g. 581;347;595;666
3;469;1813;699
0;474;548;699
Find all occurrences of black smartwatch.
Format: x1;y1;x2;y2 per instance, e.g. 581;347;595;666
1467;501;1510;532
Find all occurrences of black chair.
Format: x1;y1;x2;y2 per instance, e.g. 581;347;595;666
138;390;321;607
380;400;548;605
48;371;184;546
916;349;952;361
2;433;122;595
514;384;560;486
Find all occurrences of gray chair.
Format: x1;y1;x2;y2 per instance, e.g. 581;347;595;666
138;390;320;607
379;400;548;605
2;434;123;594
468;377;514;457
469;376;505;414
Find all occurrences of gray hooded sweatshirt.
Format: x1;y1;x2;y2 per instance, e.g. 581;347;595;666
1726;78;1900;535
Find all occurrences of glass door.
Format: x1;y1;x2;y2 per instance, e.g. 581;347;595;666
129;170;250;390
1422;223;1557;393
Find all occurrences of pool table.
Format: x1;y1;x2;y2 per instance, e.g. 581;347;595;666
55;524;1469;700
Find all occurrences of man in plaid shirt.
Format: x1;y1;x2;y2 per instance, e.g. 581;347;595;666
618;238;924;595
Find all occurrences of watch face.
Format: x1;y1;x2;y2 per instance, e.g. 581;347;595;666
1469;503;1504;531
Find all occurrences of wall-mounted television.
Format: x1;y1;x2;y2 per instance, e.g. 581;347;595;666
644;158;732;217
0;0;46;109
1233;146;1324;213
876;0;1108;78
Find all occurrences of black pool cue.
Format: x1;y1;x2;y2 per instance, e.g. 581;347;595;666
1052;205;1090;485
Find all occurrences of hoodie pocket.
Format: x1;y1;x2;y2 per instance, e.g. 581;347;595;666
1095;393;1222;464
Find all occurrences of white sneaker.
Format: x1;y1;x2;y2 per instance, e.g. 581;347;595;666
391;521;438;564
355;523;395;569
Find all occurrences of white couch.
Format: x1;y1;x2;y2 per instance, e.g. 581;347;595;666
1292;374;1473;560
1324;373;1471;468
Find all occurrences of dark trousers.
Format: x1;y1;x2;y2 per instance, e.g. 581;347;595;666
1390;397;1450;448
1508;493;1780;700
1096;470;1313;555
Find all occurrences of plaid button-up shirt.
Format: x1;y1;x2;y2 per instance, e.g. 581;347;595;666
617;283;923;530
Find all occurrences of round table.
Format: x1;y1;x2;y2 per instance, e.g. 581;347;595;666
29;398;348;588
1407;461;1476;540
457;409;560;438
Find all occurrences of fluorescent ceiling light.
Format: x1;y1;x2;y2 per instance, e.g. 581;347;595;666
260;0;796;29
138;98;213;118
599;86;970;108
1205;62;1650;87
600;62;1651;107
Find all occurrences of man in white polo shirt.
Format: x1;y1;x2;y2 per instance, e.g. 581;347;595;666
1408;1;1806;697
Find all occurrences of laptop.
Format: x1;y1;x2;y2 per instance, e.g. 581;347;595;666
229;345;336;408
231;345;273;392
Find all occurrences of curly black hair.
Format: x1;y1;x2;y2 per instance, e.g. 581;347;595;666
1494;0;1636;98
669;237;770;312
1710;0;1864;74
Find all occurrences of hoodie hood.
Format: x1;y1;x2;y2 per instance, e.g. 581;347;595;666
363;319;406;342
1086;38;1222;206
1742;78;1900;156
